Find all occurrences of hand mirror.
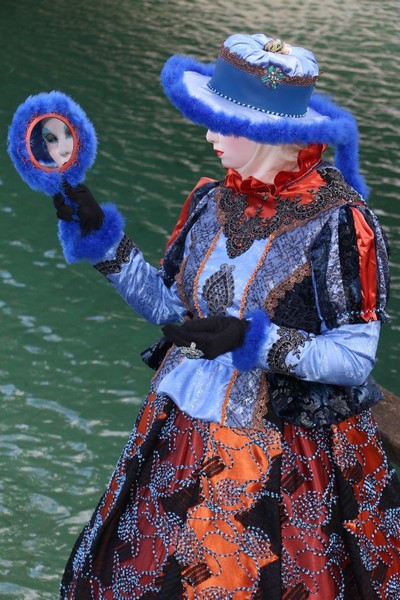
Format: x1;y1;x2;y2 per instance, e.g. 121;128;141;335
27;114;78;172
8;91;97;196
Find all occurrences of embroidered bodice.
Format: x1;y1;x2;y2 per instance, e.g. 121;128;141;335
93;159;390;429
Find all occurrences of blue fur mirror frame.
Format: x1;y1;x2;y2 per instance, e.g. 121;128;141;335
8;91;97;196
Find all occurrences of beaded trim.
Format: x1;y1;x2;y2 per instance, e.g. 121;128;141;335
251;373;269;430
207;83;307;118
221;368;239;425
94;235;136;276
338;307;389;321
220;45;319;87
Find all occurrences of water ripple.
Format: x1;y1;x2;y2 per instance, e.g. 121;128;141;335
1;0;399;596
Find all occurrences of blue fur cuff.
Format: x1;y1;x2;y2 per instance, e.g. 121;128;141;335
232;310;271;371
58;203;125;264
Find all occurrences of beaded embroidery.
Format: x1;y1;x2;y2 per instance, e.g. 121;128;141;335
267;326;310;375
202;263;235;316
318;165;365;204
268;372;383;428
261;65;285;89
61;397;400;597
94;235;136;276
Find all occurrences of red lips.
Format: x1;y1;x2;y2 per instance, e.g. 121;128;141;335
215;150;224;157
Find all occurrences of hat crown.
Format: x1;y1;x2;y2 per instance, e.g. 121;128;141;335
223;34;319;79
208;34;318;118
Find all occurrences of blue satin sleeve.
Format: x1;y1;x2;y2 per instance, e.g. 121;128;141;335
98;236;187;325
255;320;381;386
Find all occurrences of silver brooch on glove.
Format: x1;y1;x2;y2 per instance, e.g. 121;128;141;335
180;342;204;360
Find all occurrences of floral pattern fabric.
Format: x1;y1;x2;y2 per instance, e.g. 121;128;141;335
60;393;400;599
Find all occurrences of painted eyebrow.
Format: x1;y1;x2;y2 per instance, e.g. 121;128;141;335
42;127;55;135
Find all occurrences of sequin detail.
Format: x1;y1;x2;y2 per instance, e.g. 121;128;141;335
267;326;310;374
94;235;136;275
202;263;235;316
60;399;400;598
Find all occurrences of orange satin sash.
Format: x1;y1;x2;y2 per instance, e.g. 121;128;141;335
350;207;378;321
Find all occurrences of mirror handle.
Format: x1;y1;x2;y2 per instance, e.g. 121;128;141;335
60;185;80;222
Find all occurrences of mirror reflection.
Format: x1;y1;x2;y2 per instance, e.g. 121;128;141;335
28;115;76;172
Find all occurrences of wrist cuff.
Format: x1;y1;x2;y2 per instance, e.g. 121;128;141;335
232;310;271;371
58;203;125;263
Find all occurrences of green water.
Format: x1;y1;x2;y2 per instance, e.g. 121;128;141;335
0;0;399;597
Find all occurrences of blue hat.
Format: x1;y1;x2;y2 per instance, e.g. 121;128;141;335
161;33;368;197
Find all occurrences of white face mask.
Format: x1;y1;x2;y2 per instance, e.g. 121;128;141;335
42;117;74;167
206;130;303;183
206;130;259;174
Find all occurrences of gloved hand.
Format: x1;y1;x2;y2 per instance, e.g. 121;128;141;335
162;316;249;360
53;183;104;235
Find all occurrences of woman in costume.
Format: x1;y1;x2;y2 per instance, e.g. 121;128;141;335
56;34;400;599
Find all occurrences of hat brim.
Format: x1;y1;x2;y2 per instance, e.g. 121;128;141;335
161;55;357;146
161;54;368;197
183;70;328;132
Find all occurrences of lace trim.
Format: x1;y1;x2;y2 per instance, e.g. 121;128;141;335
267;327;310;375
219;45;319;87
94;235;136;275
265;262;312;317
318;166;365;205
216;177;343;258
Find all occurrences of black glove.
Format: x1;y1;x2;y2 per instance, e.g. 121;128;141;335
53;182;104;235
162;316;249;360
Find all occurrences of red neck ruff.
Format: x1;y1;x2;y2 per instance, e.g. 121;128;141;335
224;143;325;198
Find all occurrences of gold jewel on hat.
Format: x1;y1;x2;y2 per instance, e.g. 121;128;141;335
264;39;291;55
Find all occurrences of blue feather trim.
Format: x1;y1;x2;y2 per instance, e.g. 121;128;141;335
161;55;368;199
58;203;125;264
232;310;271;371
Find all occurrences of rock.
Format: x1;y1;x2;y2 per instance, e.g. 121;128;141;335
373;387;400;464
